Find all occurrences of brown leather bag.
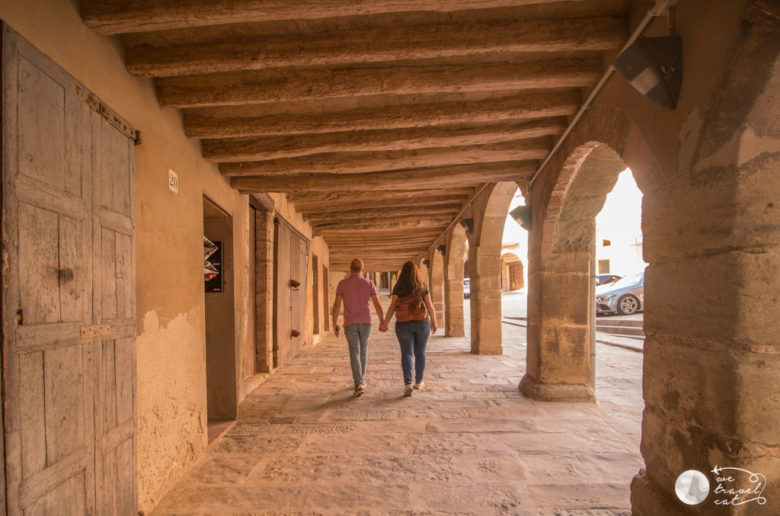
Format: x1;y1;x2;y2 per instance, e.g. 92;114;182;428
395;294;427;322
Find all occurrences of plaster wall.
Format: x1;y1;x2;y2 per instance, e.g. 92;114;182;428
0;1;327;511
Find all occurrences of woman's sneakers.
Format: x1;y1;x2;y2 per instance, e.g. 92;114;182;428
403;384;413;397
413;382;424;391
354;383;365;397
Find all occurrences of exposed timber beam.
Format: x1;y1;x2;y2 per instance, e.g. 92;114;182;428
126;17;624;77
298;196;468;215
218;138;550;176
202;119;565;162
288;188;475;204
81;0;581;35
324;237;440;246
184;90;580;138
231;161;532;192
157;58;601;107
311;217;452;231
305;205;461;223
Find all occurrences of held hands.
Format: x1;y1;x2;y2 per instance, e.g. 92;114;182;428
378;321;388;332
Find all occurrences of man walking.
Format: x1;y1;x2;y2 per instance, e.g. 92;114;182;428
332;258;384;397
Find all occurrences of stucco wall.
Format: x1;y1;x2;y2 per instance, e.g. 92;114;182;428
0;1;327;512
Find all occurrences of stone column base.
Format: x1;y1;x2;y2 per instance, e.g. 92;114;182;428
630;470;688;516
519;374;595;402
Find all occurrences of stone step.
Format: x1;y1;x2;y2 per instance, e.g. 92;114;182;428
596;325;645;337
596;318;643;328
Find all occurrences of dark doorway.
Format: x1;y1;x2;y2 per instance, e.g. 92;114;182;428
203;196;237;443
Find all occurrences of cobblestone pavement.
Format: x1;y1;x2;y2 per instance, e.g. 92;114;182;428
152;293;643;515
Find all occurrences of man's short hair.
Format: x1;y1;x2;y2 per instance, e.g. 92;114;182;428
350;258;364;272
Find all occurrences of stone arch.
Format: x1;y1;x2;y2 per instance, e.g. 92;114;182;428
444;224;467;337
467;181;517;354
524;4;780;514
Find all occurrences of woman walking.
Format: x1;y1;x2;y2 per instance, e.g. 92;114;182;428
379;261;437;397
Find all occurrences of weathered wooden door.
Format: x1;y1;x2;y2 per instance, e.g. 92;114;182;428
1;26;136;515
273;218;309;367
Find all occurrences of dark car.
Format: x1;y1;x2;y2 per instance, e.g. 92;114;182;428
596;272;644;315
596;274;622;286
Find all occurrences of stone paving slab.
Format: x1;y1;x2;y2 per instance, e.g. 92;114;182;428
152;296;643;515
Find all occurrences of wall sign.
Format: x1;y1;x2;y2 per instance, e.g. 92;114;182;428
168;169;179;193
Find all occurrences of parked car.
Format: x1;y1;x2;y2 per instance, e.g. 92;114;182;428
596;273;622;286
463;278;470;298
596;272;644;315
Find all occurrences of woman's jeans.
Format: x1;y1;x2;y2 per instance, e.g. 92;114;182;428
395;320;430;385
344;323;371;387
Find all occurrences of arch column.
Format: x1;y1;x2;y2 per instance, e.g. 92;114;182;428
429;248;445;328
520;250;596;401
468;243;503;354
468;182;517;355
444;225;467;337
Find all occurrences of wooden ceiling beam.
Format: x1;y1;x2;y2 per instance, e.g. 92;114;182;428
305;205;461;222
126;16;624;77
311;217;452;231
156;58;601;108
232;161;531;192
202;119;565;162
288;188;474;204
81;0;581;35
297;196;468;215
219;138;550;176
184;90;580;138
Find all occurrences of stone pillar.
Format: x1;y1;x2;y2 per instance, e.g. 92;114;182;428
444;230;466;337
630;4;780;513
429;250;445;328
254;208;275;373
468;244;502;355
520;251;594;401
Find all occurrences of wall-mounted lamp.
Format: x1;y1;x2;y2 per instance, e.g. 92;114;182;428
509;205;532;231
614;34;682;110
437;244;446;255
459;218;474;234
422;259;430;267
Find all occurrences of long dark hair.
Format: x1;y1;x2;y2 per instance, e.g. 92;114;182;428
395;261;426;298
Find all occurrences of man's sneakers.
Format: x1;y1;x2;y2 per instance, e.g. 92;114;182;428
413;381;424;391
403;384;414;397
353;382;366;397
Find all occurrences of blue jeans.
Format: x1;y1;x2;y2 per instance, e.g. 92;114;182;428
395;320;430;385
344;323;371;387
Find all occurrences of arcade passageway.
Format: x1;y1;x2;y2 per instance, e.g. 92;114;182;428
151;296;643;514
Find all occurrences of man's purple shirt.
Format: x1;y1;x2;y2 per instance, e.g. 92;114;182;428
336;273;378;326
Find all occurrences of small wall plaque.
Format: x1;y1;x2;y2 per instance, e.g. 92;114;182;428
168;169;179;193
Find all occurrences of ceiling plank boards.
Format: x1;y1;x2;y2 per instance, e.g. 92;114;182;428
78;0;631;265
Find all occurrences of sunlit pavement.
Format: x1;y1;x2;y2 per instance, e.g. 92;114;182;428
152;293;643;515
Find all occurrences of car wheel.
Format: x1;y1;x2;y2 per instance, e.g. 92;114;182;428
617;294;639;315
